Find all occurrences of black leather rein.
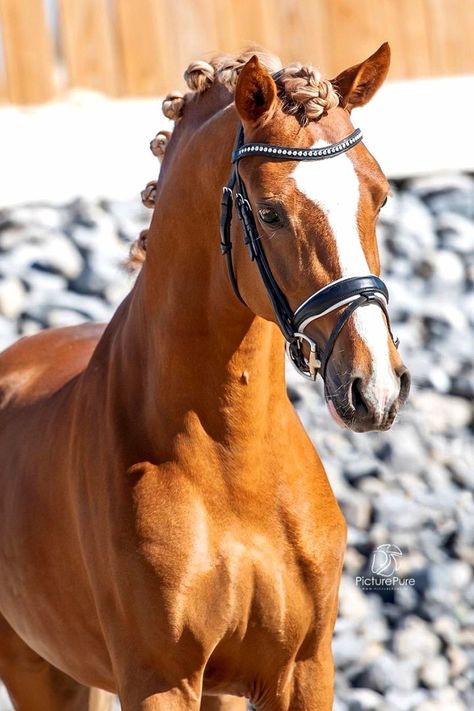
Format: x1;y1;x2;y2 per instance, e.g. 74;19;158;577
220;126;399;381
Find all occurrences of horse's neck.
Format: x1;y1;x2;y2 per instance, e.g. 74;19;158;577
97;104;290;460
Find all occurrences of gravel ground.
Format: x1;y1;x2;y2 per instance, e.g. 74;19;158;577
0;174;473;710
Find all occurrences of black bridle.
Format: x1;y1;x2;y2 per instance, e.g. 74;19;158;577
220;125;399;381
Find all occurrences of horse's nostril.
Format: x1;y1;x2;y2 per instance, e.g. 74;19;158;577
350;377;369;418
398;369;411;404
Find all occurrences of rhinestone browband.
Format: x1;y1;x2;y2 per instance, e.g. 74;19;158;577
232;128;363;163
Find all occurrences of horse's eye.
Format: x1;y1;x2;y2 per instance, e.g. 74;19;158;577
380;196;388;209
258;208;280;225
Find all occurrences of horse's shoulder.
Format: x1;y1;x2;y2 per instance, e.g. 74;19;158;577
0;323;106;407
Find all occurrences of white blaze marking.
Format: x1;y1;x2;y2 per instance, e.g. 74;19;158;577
290;140;398;411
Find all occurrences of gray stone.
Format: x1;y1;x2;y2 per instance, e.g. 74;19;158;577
394;617;441;664
375;493;427;531
433;616;459;645
361;653;417;693
410;391;473;434
47;308;97;329
26;290;111;324
333;631;365;668
427;561;472;608
21;269;67;295
384;689;429;711
409;173;474;202
0;243;48;277
0;684;13;711
0;277;26;319
420;300;467;333
419;656;450;689
9;205;63;230
35;233;83;279
338;578;370;624
346;689;384;711
451;371;474;399
344;457;381;482
386;192;436;261
0;315;17;350
447;645;469;677
395;584;419;612
19;318;42;338
342;491;372;529
437;211;474;253
424;249;466;288
385;424;427;474
415;687;465;711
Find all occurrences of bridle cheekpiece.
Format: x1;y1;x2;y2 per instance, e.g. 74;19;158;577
220;125;399;381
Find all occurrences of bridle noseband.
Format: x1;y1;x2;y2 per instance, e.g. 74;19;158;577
220;125;399;381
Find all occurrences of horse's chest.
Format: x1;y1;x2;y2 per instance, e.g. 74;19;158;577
130;465;337;659
159;520;314;654
215;532;312;642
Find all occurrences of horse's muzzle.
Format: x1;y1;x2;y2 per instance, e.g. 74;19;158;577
326;365;411;432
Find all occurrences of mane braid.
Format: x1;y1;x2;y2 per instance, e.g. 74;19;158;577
170;48;339;127
274;64;339;125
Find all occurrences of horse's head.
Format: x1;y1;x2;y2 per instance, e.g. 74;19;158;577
230;46;410;432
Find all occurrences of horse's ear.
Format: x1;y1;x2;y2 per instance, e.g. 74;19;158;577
235;55;277;125
331;43;391;111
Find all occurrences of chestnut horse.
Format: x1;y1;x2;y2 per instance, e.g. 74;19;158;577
0;46;409;710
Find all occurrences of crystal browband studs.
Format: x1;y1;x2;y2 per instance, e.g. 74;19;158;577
233;129;363;163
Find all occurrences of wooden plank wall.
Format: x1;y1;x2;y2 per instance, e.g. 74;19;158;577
0;0;54;103
0;0;473;105
59;0;118;95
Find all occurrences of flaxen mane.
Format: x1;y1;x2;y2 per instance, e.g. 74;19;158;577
165;48;339;124
127;48;339;271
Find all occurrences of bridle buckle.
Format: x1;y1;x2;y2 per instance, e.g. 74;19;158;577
286;332;321;381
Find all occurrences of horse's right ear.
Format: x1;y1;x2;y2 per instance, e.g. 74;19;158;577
235;56;277;125
331;43;391;111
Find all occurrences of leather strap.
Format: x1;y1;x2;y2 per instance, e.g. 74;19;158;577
234;164;295;341
319;294;394;381
294;275;389;331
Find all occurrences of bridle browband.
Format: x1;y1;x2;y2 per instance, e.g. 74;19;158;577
220;125;399;381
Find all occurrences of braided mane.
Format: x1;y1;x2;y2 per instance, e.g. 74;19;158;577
164;47;339;125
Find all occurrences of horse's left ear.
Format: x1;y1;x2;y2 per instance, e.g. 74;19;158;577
331;43;391;111
235;55;277;125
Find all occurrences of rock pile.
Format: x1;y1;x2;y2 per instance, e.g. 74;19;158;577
288;173;474;711
0;173;473;710
0;199;150;346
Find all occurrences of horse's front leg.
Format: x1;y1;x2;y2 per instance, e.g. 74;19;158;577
254;646;336;711
200;695;247;710
254;635;337;711
120;688;200;711
257;527;345;711
285;573;343;709
118;674;204;711
286;654;336;711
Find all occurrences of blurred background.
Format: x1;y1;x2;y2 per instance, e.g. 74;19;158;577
0;1;473;710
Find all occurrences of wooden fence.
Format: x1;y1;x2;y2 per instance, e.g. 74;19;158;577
0;0;473;105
